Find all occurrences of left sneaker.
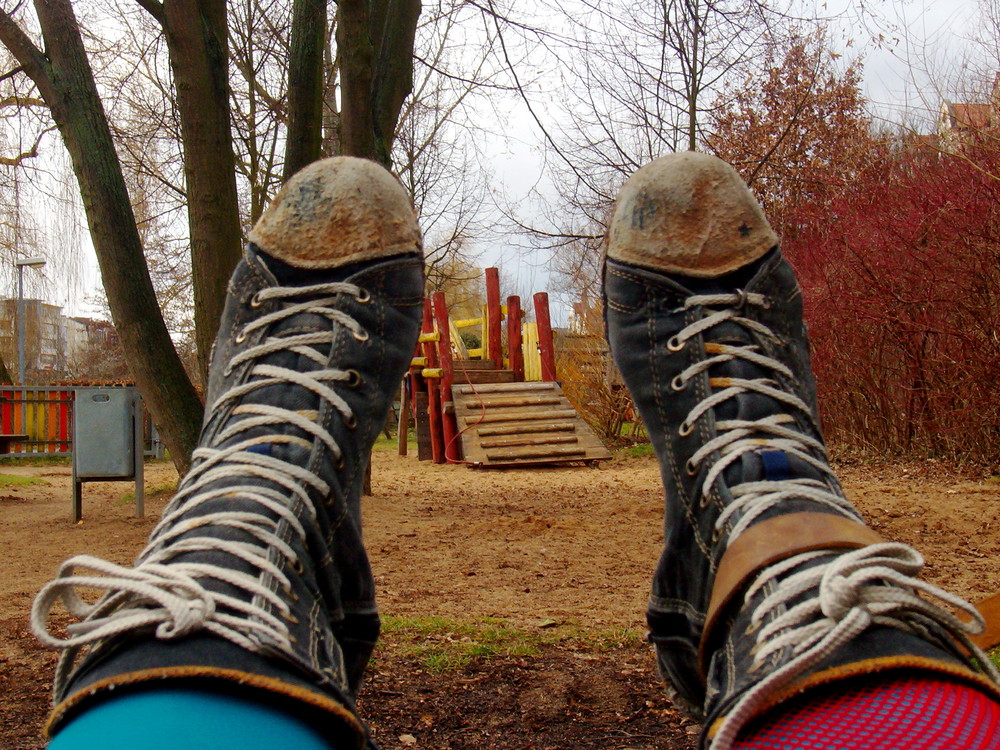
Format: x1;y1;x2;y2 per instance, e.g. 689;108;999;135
32;156;425;748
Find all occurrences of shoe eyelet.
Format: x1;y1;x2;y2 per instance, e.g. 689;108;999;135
335;455;345;471
667;336;685;352
235;329;248;344
292;558;304;574
685;459;698;476
344;413;358;430
346;369;361;387
745;619;761;636
286;613;299;624
670;375;686;392
678;420;694;437
352;329;370;342
354;289;371;304
249;292;263;308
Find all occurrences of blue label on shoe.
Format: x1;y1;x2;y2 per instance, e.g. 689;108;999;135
759;449;791;481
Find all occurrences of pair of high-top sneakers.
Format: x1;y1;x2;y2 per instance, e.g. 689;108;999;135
32;154;999;750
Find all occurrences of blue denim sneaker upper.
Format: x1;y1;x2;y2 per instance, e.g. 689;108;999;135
32;157;425;749
603;153;999;750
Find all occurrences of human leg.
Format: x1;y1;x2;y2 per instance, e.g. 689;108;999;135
603;152;1000;749
32;156;424;748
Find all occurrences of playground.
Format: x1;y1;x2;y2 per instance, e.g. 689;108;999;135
1;448;998;749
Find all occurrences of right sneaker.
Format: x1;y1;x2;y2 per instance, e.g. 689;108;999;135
32;156;425;748
603;152;1000;749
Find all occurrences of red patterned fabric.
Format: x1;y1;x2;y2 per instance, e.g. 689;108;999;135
733;676;1000;749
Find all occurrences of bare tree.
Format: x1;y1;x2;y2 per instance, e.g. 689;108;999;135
0;1;421;473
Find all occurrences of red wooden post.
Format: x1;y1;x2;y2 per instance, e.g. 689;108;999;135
533;291;557;382
420;299;444;463
432;291;460;463
507;295;524;382
485;267;503;368
1;388;10;433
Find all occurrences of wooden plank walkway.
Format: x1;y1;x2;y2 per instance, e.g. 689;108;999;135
451;381;612;468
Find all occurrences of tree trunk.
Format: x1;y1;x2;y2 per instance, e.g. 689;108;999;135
337;0;420;166
161;0;244;388
333;0;420;491
0;1;203;474
285;0;327;178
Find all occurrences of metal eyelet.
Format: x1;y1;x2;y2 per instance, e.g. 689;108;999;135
670;375;686;392
292;558;304;574
249;292;263;308
354;289;371;304
235;330;248;344
352;329;370;342
678;420;694;437
345;369;361;387
685;459;698;476
667;336;685;352
344;413;358;430
745;619;761;636
335;455;346;471
286;613;299;624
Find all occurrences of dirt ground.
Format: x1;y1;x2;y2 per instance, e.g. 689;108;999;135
1;448;998;749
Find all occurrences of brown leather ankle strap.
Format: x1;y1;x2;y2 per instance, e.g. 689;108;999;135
699;512;884;675
971;592;1000;650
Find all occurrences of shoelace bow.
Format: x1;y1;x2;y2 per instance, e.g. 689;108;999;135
32;281;369;698
675;293;999;749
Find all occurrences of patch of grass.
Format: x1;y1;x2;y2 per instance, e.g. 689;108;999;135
0;454;70;466
379;615;645;672
372;431;414;452
618;443;654;458
0;473;45;488
119;481;178;504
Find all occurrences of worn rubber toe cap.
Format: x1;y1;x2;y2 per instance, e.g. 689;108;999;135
606;152;778;278
249;156;423;269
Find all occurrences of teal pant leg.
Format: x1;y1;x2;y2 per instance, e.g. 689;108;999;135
48;687;338;750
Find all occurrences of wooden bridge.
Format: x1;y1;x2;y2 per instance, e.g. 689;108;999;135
402;268;611;468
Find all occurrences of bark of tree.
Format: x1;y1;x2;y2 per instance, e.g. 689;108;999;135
0;1;203;474
158;0;244;387
332;1;420;494
337;0;420;166
285;0;327;178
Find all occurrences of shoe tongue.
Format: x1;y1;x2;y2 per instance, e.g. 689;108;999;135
680;258;827;489
732;448;826;485
704;329;827;487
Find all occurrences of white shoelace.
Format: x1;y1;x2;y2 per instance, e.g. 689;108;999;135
31;281;369;698
669;293;998;750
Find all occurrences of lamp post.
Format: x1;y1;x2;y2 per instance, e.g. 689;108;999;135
15;256;46;384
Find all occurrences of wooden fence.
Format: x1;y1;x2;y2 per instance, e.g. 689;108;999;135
0;386;161;458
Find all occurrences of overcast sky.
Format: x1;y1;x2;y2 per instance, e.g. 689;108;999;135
45;0;996;324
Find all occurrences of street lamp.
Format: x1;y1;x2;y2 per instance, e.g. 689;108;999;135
15;256;46;384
